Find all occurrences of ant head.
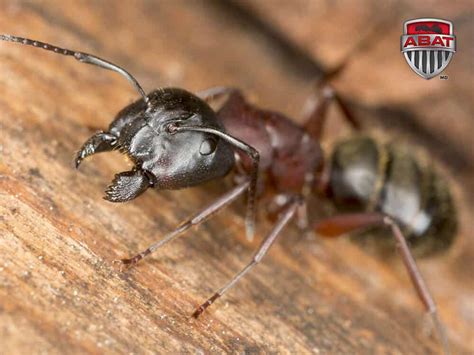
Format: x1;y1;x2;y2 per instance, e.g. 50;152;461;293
0;36;238;189
115;88;236;189
2;34;259;236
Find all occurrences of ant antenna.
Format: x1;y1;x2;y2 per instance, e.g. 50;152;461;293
172;124;260;241
0;34;150;107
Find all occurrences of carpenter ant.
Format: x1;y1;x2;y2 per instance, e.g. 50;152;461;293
0;34;455;354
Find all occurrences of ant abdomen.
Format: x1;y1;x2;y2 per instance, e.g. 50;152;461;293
327;136;457;256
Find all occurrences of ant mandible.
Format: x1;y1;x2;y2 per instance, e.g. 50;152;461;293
0;34;455;354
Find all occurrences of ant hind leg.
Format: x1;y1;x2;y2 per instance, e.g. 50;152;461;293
314;212;450;355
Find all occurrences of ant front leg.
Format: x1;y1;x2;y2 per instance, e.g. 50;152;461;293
74;131;117;168
314;212;450;355
115;179;250;270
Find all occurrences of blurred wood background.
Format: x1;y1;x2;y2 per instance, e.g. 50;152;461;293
0;0;472;354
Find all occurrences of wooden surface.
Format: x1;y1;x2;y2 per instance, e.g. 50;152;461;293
0;1;473;354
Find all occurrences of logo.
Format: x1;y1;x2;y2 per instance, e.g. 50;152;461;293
401;18;456;79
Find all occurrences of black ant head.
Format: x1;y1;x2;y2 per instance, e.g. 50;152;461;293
0;35;256;209
113;88;235;190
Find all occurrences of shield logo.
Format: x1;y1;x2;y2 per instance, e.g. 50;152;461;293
401;18;456;79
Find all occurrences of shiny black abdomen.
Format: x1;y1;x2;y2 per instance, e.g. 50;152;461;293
327;136;457;256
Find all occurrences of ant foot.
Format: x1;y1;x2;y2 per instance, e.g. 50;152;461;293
112;255;142;272
192;293;220;319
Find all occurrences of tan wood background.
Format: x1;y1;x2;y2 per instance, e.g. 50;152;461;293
0;1;472;354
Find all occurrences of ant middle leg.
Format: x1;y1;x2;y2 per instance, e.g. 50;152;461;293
192;195;302;318
115;179;250;270
267;194;309;230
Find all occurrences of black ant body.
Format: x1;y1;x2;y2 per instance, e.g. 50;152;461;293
0;34;455;354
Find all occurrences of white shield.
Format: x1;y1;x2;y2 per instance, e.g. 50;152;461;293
401;18;456;80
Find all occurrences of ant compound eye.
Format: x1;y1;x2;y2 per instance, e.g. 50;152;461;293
199;138;218;155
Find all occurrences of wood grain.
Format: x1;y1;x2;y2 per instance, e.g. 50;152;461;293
0;1;472;354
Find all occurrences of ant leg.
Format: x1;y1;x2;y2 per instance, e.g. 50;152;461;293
303;85;335;139
74;131;117;168
296;202;309;230
383;216;450;355
314;212;450;355
303;34;381;140
314;212;383;237
115;180;250;269
332;91;361;131
192;196;302;318
303;84;360;140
